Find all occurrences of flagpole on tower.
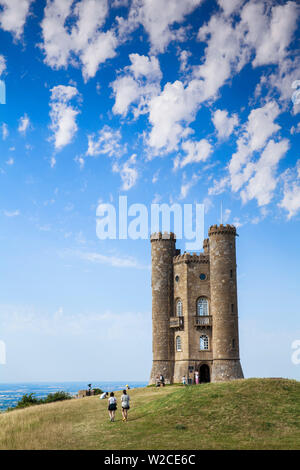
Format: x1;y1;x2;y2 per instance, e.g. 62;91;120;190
221;200;223;225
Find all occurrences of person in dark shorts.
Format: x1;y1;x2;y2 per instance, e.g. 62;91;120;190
108;392;117;422
121;389;130;422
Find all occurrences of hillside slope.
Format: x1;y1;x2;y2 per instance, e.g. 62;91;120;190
0;378;299;450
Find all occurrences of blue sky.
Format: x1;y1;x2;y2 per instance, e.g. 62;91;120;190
0;0;299;382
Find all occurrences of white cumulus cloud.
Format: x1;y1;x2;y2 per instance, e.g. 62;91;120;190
112;53;162;118
0;55;6;75
86;125;123;158
0;0;33;39
49;85;80;152
217;0;244;17
147;79;202;153
212;109;239;140
229;101;282;193
180;139;212;168
240;1;299;68
279;161;300;219
120;0;203;53
1;122;8;140
40;0;118;81
112;154;138;191
240;139;290;207
18;113;31;135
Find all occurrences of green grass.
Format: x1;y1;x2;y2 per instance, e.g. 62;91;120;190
0;378;299;450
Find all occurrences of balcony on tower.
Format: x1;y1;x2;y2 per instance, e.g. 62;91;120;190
170;316;184;329
194;315;212;327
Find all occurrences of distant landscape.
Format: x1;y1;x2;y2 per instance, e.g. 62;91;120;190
0;379;299;450
0;381;147;412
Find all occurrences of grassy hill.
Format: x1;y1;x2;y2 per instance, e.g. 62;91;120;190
0;378;299;450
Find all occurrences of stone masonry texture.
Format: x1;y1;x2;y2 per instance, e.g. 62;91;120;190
149;225;244;384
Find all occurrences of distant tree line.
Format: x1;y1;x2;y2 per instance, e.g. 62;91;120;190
7;386;103;411
7;391;73;411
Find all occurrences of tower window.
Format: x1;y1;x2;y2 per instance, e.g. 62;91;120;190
176;299;183;317
199;273;206;281
200;335;209;350
231;303;234;313
232;339;236;349
230;269;233;278
176;336;182;352
175;275;179;282
197;298;209;316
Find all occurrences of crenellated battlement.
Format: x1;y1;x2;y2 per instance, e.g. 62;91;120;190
208;224;237;236
150;231;176;242
173;252;209;265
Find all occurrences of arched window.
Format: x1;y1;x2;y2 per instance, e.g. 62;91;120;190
197;297;209;316
200;335;209;350
176;299;183;317
176;336;182;352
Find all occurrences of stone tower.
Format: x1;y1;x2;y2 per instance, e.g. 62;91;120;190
149;225;243;384
209;224;243;381
149;232;176;384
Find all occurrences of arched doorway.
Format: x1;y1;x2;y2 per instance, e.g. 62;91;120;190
199;364;210;383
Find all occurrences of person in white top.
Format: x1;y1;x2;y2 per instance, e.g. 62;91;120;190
100;392;108;399
108;392;117;422
121;389;130;422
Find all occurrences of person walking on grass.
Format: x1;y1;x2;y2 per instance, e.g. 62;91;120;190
121;389;130;422
108;392;117;422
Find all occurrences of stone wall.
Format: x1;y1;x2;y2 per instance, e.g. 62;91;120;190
173;253;212;382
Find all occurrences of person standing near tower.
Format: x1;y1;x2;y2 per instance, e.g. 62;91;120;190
121;389;130;422
108;392;117;422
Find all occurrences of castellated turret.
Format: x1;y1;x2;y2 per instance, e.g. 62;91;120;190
149;232;176;384
209;225;243;381
149;225;243;385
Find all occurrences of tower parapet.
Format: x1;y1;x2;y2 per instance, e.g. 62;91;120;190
173;252;209;265
150;231;176;241
208;224;236;236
